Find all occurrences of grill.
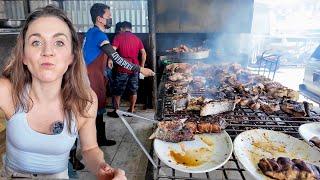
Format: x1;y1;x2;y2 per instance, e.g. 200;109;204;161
151;69;320;180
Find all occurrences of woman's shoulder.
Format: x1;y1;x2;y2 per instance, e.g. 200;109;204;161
0;77;14;117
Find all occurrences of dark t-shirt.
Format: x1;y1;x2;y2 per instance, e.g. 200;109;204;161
112;31;144;74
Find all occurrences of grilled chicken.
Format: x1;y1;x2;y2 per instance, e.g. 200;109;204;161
258;157;320;180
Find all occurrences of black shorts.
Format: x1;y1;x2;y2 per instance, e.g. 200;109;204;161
113;72;139;96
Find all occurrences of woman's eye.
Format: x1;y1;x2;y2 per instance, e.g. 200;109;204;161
55;41;65;47
31;41;42;47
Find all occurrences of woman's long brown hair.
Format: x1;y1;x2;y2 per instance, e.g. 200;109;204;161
2;5;93;133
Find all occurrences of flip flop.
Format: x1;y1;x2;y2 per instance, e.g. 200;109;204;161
123;109;135;117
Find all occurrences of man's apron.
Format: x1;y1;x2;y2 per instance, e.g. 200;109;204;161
87;53;108;110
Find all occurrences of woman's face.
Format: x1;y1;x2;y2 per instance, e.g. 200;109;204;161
23;16;73;83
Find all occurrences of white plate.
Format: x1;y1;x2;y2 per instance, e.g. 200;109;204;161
299;122;320;150
234;129;320;180
154;131;233;173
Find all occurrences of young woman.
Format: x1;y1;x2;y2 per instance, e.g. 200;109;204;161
0;5;126;179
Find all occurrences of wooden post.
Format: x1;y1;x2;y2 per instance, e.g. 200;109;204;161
148;0;157;110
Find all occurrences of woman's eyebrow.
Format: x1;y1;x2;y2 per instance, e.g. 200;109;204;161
53;32;69;40
27;32;69;40
27;33;41;40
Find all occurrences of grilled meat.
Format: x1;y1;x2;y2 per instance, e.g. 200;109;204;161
166;63;193;74
150;120;195;143
280;100;312;117
310;136;320;149
260;101;281;114
168;72;193;82
258;157;320;180
186;96;204;111
166;45;208;53
172;95;189;112
287;89;299;101
200;100;236;116
197;116;227;133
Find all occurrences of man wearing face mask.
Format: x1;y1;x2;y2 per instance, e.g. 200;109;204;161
83;3;155;147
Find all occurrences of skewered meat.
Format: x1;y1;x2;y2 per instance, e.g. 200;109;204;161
197;116;227;133
258;157;320;180
200;100;236;116
309;137;320;148
149;120;195;143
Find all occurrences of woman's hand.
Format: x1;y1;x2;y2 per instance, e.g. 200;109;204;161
97;162;127;180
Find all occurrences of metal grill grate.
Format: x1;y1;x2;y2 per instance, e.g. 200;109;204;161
152;71;320;180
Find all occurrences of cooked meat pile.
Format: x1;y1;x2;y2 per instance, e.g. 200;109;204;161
150;117;227;142
166;44;209;53
310;137;320;149
258;157;320;180
165;63;310;117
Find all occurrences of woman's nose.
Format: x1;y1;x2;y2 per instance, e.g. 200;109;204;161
41;43;54;57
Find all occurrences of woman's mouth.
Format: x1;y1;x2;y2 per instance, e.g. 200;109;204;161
41;62;54;68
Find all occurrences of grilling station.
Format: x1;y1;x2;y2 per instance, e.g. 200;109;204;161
120;0;320;179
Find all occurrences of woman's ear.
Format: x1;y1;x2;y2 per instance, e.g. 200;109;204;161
68;55;74;65
22;57;28;65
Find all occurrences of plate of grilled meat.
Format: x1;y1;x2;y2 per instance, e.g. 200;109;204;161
234;129;320;179
299;122;320;150
151;119;233;173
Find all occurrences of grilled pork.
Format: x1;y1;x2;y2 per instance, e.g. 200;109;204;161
168;72;193;82
260;102;281;114
149;120;195;143
172;95;189;112
258;157;320;180
200;100;236;116
197;116;227;133
280;100;313;117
